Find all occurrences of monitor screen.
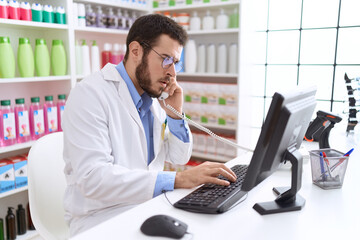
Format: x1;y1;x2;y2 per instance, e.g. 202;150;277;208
242;86;317;214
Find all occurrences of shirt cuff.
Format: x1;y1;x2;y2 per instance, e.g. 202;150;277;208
153;171;176;197
166;115;190;143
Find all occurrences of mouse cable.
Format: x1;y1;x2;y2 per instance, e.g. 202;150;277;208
162;190;174;206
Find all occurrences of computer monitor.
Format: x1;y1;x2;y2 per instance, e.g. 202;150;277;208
242;86;317;215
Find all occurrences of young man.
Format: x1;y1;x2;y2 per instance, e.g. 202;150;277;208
62;14;237;236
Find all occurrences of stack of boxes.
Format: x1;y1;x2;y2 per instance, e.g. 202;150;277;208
0;154;27;194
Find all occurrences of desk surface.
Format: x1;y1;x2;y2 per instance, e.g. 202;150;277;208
71;130;360;240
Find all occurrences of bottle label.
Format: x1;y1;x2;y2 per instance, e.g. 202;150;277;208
60;105;65;118
17;110;30;137
33;109;45;135
46;106;58;132
2;112;16;140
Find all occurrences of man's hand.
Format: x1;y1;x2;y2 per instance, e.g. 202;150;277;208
158;76;183;119
174;161;237;189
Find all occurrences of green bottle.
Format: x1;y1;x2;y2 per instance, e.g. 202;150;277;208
51;39;67;76
0;37;16;78
18;37;35;77
35;38;50;76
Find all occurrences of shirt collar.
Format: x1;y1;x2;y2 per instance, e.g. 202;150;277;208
115;62;153;116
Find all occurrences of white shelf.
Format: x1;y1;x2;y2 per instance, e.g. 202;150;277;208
155;1;239;11
177;72;238;78
0;18;68;30
74;26;129;35
0;141;35;154
191;152;232;162
188;28;239;35
0;186;28;199
16;230;39;240
75;0;149;11
0;75;71;83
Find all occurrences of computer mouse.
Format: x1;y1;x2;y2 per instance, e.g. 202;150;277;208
140;214;188;239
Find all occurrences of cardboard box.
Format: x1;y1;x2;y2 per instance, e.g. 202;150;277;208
8;155;28;188
0;159;16;193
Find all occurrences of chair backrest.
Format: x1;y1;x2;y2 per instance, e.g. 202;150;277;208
28;132;69;240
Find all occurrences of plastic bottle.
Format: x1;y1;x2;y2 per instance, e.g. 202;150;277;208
31;3;42;22
54;6;66;24
217;43;227;73
116;9;125;30
29;97;45;140
81;39;91;76
8;0;20;20
57;94;66;131
51;39;67;75
91;40;100;73
197;44;206;73
216;8;229;29
96;6;106;28
185;39;197;73
77;3;85;27
0;217;4;240
34;38;50;77
101;43;112;68
228;43;238;73
119;44;126;62
16;204;26;235
0;37;16;78
19;1;31;21
27;203;35;230
0;0;8;19
14;98;31;143
0;100;16;147
123;10;131;30
44;95;58;134
75;39;83;75
111;43;121;64
5;207;16;240
190;11;201;31
107;7;117;29
42;4;54;23
202;10;214;30
229;8;239;28
207;43;216;73
85;4;96;27
18;37;35;77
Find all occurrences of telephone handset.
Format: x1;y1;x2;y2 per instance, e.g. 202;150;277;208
159;92;253;152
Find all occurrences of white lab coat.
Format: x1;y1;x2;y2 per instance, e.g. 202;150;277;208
62;63;192;236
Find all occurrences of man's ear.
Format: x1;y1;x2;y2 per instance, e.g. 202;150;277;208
128;41;143;64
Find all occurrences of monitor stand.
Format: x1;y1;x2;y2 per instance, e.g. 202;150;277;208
253;147;306;215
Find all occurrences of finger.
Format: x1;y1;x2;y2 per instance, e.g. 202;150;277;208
204;176;231;186
206;166;237;182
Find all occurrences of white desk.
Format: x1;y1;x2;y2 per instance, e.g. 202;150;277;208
71;131;360;240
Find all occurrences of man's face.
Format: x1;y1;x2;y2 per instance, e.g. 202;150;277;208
135;35;183;98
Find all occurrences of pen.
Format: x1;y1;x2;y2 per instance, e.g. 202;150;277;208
322;152;333;179
319;152;326;181
330;148;354;171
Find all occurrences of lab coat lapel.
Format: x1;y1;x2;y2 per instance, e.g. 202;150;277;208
151;104;163;158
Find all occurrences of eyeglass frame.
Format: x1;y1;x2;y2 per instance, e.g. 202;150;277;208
140;42;183;73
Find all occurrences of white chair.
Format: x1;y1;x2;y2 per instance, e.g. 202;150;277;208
28;132;70;240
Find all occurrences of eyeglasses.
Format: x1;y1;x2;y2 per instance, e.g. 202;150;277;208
141;42;183;73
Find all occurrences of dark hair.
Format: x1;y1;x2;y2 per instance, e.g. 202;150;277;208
124;14;188;61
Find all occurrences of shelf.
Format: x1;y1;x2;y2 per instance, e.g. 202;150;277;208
191;152;232;162
16;230;39;240
0;18;68;30
74;26;129;35
0;141;35;154
188;28;239;35
177;72;238;78
155;1;240;11
0;186;28;199
75;0;149;12
0;76;71;83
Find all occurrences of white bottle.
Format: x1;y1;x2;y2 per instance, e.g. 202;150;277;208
185;39;197;73
207;44;216;73
190;11;201;31
217;43;227;73
81;39;91;76
202;10;214;30
228;43;238;74
197;44;206;73
77;3;86;27
73;3;78;27
216;8;229;29
75;40;83;75
91;40;100;73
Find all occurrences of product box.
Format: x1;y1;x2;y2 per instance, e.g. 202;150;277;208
0;159;16;193
8;155;28;188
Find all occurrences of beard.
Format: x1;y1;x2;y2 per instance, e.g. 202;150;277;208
135;54;170;98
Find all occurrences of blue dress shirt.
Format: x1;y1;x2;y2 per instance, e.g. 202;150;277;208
116;62;190;197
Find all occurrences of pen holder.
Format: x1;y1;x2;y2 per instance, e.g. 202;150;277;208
309;149;350;189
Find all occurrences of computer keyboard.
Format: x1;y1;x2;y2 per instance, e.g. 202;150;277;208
174;164;248;214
